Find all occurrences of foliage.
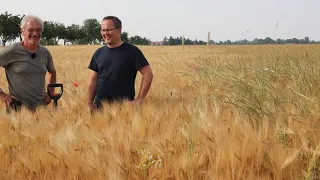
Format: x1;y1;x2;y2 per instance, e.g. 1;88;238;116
0;11;151;46
1;11;320;46
0;11;21;46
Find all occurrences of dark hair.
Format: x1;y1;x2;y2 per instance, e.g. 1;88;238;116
102;16;122;29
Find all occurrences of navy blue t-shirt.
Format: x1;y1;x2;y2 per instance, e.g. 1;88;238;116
88;42;149;103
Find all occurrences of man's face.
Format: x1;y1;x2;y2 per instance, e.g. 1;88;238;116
100;19;121;45
21;20;42;45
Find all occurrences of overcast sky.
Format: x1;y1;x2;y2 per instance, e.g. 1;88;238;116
1;0;319;41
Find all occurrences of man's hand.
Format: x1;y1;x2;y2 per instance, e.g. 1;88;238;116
130;98;143;106
42;93;52;105
87;103;95;113
0;92;17;106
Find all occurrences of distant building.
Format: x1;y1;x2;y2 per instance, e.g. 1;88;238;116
151;41;163;46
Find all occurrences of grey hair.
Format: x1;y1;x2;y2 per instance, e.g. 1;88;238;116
20;15;44;29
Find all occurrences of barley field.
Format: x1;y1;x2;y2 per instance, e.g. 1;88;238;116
0;44;320;179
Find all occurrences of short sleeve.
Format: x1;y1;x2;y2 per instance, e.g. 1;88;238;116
88;50;98;72
46;50;55;72
0;44;15;68
134;47;149;71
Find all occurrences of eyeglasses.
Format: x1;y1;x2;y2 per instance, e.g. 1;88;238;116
100;28;117;33
25;28;43;33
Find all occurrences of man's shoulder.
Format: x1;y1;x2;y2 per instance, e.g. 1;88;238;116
0;42;22;56
93;46;107;55
3;42;20;51
96;45;106;51
38;44;51;54
122;42;143;53
123;42;139;49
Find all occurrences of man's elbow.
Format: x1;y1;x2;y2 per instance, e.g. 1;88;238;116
144;71;153;84
88;76;98;88
150;72;154;82
48;69;57;75
88;80;97;88
147;69;153;79
142;66;153;79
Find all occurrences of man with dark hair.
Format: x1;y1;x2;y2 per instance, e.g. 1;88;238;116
102;16;122;29
87;16;153;112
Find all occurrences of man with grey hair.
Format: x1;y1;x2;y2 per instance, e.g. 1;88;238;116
0;14;56;112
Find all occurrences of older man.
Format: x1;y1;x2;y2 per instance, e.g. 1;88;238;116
87;16;153;112
0;15;56;112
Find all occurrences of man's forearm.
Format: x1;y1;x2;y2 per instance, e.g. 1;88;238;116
47;70;56;94
87;71;98;106
88;83;97;105
137;73;153;100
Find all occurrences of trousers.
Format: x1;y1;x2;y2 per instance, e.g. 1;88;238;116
6;99;36;113
94;96;133;110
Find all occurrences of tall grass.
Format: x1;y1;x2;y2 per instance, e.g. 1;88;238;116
0;44;319;179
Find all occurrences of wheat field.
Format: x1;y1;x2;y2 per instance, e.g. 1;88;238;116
0;44;320;179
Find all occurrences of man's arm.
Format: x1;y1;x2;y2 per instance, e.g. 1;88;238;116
45;50;57;97
0;44;17;105
136;65;153;101
87;70;98;108
87;49;99;111
0;89;17;106
46;69;57;94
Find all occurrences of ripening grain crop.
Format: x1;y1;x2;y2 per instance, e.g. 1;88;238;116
0;44;320;179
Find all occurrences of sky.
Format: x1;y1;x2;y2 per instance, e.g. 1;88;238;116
1;0;319;42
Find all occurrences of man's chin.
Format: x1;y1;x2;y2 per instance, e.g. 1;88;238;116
29;40;39;45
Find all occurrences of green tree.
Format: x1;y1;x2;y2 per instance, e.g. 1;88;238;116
184;38;193;45
121;31;129;43
162;36;168;45
75;27;87;45
65;24;82;45
0;11;21;46
304;36;310;44
42;21;68;45
55;22;67;45
82;18;101;44
42;21;57;45
264;37;275;44
129;35;150;45
168;36;175;45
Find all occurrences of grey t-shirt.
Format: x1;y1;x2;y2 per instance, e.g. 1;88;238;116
0;42;55;109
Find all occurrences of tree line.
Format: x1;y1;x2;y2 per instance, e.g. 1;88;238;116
1;11;320;47
212;36;320;45
162;36;320;46
0;11;151;46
